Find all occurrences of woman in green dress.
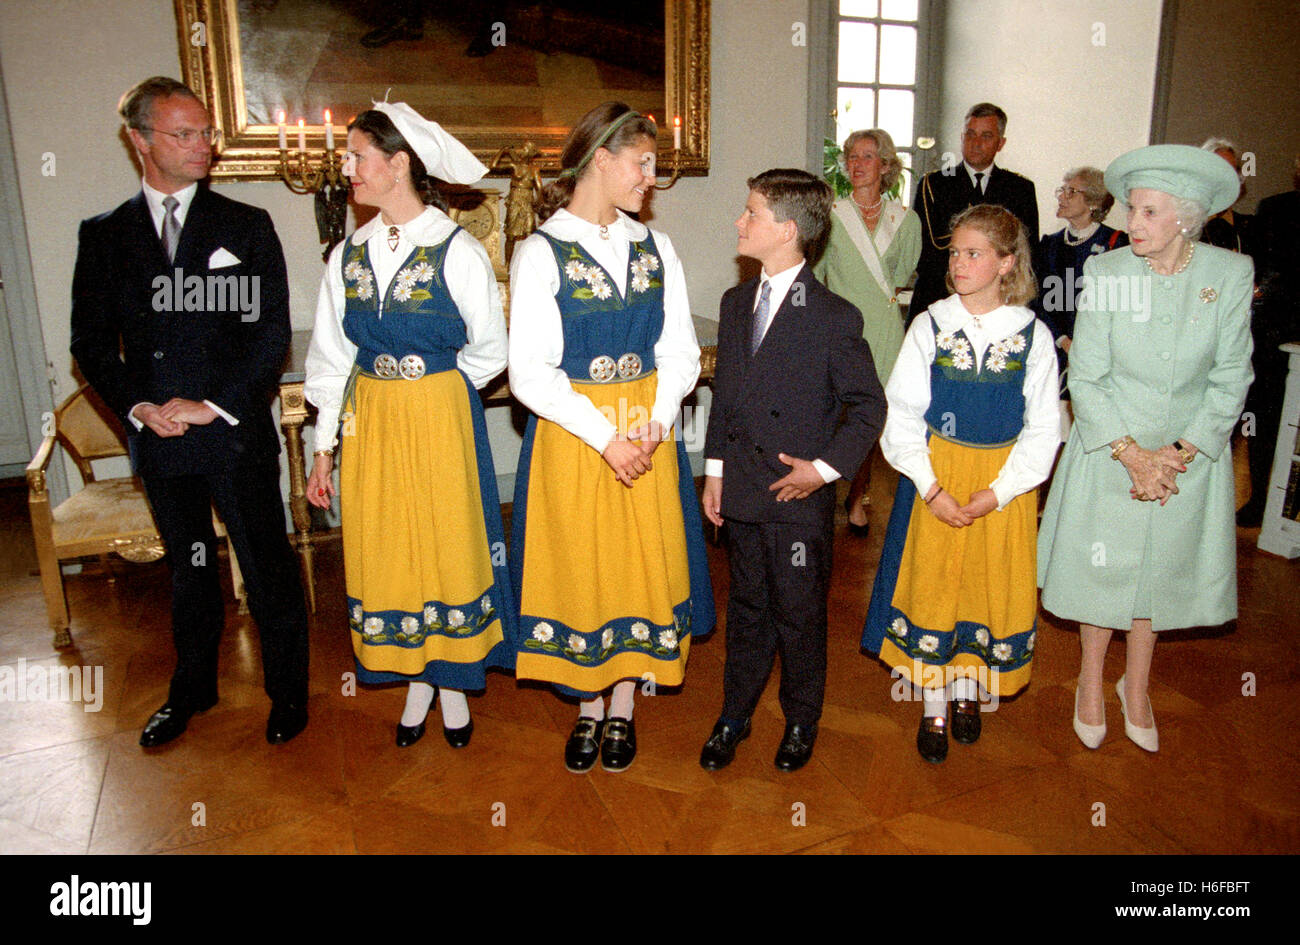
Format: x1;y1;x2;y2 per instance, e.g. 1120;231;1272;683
816;129;921;535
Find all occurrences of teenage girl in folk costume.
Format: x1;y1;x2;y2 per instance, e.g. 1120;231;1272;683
861;205;1060;763
304;101;517;750
508;102;715;774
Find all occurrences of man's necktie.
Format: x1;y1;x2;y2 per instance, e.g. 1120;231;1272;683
161;195;180;263
750;279;771;354
972;172;985;198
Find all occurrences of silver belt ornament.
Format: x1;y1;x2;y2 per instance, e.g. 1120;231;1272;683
372;353;426;380
587;352;643;382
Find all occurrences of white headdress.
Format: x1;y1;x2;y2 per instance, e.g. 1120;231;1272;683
370;98;488;186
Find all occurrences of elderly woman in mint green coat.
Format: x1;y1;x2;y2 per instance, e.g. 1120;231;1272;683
815;128;921;533
1038;144;1252;755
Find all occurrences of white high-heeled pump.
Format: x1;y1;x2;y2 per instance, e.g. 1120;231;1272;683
1073;686;1106;749
1115;674;1159;753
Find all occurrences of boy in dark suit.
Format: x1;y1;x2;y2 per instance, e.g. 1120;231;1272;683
699;169;887;771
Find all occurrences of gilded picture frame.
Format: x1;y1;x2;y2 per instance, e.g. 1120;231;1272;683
173;0;710;181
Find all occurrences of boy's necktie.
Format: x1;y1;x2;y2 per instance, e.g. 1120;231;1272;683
750;279;771;354
161;195;180;263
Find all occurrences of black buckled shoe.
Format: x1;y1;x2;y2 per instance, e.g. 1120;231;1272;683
564;717;605;773
774;722;818;772
917;714;948;763
950;698;982;745
601;718;637;772
266;702;308;745
443;718;473;749
139;696;216;748
395;720;426;748
699;718;751;770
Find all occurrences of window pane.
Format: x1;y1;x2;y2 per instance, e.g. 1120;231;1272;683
839;0;879;16
836;87;876;147
837;22;877;84
879;25;916;84
881;0;919;20
878;89;914;147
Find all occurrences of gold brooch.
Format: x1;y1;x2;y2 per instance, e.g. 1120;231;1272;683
1199;287;1218;303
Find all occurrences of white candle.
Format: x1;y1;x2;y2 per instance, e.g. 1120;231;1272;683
297;117;306;153
277;110;286;150
673;115;681;150
323;109;334;150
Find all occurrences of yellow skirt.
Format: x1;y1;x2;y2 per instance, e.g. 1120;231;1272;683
868;436;1039;697
514;373;693;694
341;371;507;685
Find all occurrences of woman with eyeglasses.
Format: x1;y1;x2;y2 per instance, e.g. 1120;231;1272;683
1034;168;1128;403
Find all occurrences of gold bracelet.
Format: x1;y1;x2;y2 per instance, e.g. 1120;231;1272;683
1174;439;1194;464
924;485;942;504
1110;435;1136;460
312;448;334;459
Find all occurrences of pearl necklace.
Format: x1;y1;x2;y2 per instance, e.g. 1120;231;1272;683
1146;239;1195;276
851;192;883;216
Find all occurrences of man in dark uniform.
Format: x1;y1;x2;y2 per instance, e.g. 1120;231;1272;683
70;77;309;747
910;102;1039;319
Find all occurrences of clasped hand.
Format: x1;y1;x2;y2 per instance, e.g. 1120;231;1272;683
1122;444;1185;505
602;421;666;488
928;487;998;528
134;398;217;438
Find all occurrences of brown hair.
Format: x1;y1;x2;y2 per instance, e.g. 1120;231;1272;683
945;204;1036;306
117;76;200;133
348;109;448;211
536;102;658;222
745;168;834;263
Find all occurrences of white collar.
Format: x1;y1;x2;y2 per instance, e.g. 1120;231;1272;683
963;162;995;185
542;208;649;243
929;295;1030;336
351;205;457;247
758;260;804;301
141;180;198;219
1065;221;1101;241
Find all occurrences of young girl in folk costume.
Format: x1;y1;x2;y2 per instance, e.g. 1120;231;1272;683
861;205;1060;763
304;100;517;749
508;102;715;773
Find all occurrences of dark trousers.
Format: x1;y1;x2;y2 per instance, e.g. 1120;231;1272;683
720;515;834;727
143;461;309;709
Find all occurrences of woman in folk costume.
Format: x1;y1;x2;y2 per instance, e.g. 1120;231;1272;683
814;128;921;536
861;205;1060;763
1039;145;1252;754
305;100;516;749
508;102;715;773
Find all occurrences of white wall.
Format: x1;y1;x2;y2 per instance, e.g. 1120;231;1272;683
936;0;1164;232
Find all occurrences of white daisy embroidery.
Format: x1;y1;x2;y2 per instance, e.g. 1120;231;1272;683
355;276;375;301
480;594;493;613
975;627;990;647
344;260;365;281
447;609;466;628
891;617;908;639
936;331;958;351
409;261;435;283
658;629;678;649
986;351;1007;373
532;622;553;643
565;259;587;281
631;272;651;293
392;281;414;303
400;616;420;635
424;605;438;626
951;349;974;371
601;628;614;650
1006;333;1026;353
992;643;1013;661
568;634;587;654
918;634;940;653
362;617;384;636
630;622;650;641
351;604;363;624
589;274;613;300
1026;632;1036;653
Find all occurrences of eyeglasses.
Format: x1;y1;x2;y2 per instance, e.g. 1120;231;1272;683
144;126;223;148
1055;186;1086;199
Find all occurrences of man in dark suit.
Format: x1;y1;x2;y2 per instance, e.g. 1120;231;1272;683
70;77;309;747
698;169;887;772
910;102;1039;318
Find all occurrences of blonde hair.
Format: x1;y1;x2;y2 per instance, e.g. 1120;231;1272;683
842;128;904;192
945;204;1036;306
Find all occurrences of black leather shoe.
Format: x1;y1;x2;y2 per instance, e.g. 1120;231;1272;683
139;696;216;748
443;718;473;749
395;720;426;748
266;702;308;745
917;714;948;763
564;717;605;773
774;722;818;772
699;718;751;770
950;698;982;744
360;19;423;48
601;718;637;771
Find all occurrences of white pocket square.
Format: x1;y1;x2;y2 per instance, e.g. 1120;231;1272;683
208;248;241;268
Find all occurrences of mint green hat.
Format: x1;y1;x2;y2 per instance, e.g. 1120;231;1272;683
1104;144;1240;215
